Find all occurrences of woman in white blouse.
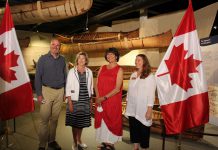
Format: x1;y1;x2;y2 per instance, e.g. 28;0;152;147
125;54;156;150
65;52;93;150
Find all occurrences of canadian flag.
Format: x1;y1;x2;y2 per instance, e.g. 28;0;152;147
155;0;209;134
0;2;34;120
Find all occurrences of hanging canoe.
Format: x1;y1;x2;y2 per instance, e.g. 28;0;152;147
55;29;139;43
0;0;93;25
60;30;173;54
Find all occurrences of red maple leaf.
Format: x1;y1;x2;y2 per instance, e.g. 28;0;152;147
0;43;19;83
159;43;201;91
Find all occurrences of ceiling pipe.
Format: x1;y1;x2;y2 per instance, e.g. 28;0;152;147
65;0;172;34
88;0;172;25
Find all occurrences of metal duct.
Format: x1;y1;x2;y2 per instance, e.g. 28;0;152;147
88;0;172;25
64;0;172;34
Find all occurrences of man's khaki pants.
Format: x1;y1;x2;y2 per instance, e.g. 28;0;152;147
38;86;64;147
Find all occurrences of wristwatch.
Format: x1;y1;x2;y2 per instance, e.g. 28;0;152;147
104;96;108;100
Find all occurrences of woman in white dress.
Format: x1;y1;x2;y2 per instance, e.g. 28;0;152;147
125;54;156;150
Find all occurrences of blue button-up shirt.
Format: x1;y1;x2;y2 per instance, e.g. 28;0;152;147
35;52;67;96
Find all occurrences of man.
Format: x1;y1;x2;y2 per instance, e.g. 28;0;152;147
35;38;67;150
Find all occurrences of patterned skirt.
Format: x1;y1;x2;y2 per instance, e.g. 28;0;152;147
65;78;91;128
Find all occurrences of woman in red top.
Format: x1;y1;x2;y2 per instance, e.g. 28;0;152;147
95;48;123;150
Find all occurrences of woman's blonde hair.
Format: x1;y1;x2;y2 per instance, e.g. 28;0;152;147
75;52;89;66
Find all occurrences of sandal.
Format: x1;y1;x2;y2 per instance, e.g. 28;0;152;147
97;143;107;150
77;144;84;150
78;143;87;148
105;145;115;150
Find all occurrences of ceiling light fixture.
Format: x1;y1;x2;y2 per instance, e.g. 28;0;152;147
85;12;89;31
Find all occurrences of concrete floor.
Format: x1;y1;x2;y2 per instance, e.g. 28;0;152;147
0;102;218;150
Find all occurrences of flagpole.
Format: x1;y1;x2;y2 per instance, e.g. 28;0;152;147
0;120;15;149
5;121;9;148
161;119;166;150
177;134;182;150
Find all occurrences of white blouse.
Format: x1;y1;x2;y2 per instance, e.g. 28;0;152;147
65;67;93;101
125;72;156;126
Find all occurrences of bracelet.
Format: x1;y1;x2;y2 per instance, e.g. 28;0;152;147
104;96;108;100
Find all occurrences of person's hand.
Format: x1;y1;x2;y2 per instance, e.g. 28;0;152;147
95;97;104;104
69;102;73;113
63;95;66;102
37;96;44;104
145;108;152;121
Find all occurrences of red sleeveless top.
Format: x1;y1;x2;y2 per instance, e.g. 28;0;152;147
95;65;123;136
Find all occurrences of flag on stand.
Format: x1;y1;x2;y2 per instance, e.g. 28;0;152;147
0;2;34;120
155;0;209;134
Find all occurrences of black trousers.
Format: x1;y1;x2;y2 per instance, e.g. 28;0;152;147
129;116;150;148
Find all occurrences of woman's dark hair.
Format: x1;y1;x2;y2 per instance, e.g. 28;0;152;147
104;47;120;62
136;54;151;79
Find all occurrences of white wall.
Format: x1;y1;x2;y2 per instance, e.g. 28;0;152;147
16;31;52;70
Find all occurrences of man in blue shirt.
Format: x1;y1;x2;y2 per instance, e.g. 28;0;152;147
35;38;67;150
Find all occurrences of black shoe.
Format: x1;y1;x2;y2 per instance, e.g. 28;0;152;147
38;147;45;150
48;141;61;150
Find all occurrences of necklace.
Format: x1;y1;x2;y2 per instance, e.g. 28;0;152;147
77;66;85;74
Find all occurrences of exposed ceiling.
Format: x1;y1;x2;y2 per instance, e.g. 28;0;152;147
0;0;217;35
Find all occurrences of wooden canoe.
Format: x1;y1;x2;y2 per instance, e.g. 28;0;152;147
60;30;172;54
0;0;93;25
55;29;139;43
